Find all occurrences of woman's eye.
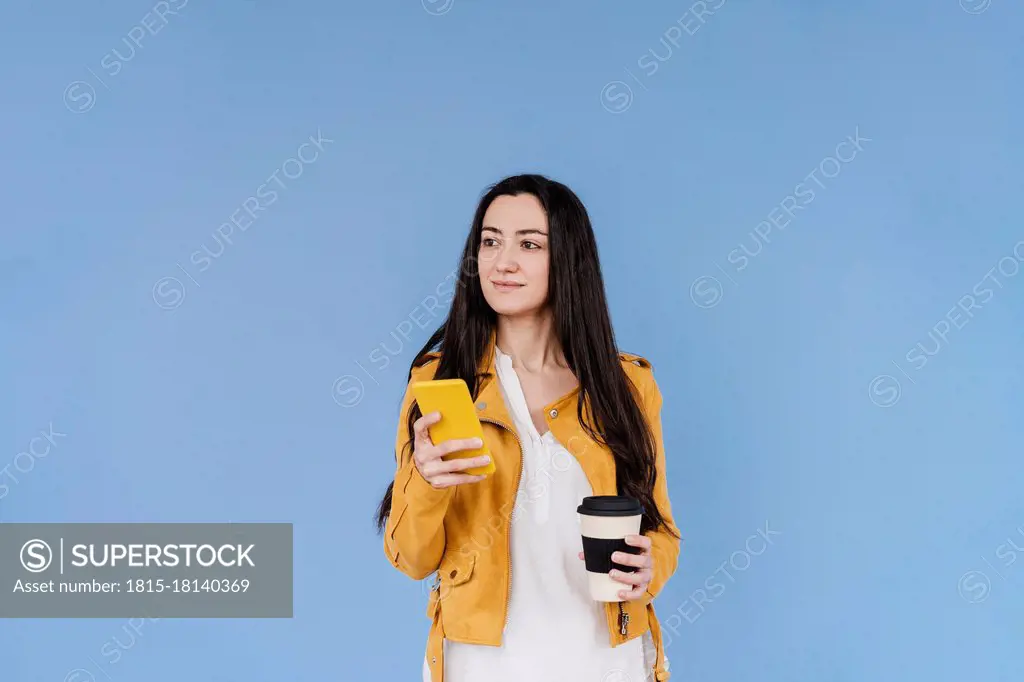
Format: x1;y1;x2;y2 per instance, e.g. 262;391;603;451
481;237;498;247
522;241;541;250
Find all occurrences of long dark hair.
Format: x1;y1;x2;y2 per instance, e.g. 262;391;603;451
374;174;677;538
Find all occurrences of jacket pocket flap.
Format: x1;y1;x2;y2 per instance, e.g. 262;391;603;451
440;551;477;587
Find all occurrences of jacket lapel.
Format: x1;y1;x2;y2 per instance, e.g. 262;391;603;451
471;328;517;429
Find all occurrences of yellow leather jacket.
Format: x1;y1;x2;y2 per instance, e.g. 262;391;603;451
384;332;679;681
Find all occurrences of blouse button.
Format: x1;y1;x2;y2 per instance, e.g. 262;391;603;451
476;402;486;410
549;409;558;419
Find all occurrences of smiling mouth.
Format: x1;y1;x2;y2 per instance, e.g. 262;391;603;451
492;281;524;288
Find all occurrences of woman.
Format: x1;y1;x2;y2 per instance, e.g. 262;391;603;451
374;174;680;682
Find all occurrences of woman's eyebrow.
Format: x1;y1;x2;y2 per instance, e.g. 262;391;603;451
481;226;548;237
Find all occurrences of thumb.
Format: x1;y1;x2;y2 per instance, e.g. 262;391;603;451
578;551;584;560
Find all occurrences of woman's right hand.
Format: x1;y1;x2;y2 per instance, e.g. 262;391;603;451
412;411;492;489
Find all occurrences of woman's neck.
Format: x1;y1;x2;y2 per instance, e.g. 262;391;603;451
494;313;565;373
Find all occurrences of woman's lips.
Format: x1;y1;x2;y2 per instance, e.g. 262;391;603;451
492;281;524;291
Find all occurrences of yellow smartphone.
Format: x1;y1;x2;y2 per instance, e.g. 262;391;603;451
410;379;496;476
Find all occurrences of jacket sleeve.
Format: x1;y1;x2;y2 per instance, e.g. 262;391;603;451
641;375;681;604
382;379;454;580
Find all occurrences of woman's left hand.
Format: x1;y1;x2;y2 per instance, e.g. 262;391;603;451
577;534;653;601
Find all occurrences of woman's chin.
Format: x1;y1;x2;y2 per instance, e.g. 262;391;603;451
486;300;542;317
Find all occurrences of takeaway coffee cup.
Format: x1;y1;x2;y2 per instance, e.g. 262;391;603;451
577;495;644;602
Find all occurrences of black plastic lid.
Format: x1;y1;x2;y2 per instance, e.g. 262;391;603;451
577;495;644;517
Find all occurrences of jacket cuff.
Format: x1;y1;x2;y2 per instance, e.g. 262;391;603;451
402;463;455;511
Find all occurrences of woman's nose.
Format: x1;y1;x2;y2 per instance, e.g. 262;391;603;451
495;250;519;273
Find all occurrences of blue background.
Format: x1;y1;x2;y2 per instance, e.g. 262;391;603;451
3;0;1023;680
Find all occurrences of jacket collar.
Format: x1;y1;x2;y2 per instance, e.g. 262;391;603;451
472;327;582;430
472;327;515;429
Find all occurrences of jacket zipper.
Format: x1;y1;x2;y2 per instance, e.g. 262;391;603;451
618;601;629;636
480;417;524;630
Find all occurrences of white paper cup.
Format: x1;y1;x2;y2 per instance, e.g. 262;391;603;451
577;495;644;602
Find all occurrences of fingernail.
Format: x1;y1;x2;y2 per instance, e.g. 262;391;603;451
475;438;484;447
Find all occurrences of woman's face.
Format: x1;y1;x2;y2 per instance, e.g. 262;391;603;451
477;193;550;317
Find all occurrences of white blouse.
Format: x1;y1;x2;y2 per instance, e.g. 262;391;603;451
423;346;658;682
